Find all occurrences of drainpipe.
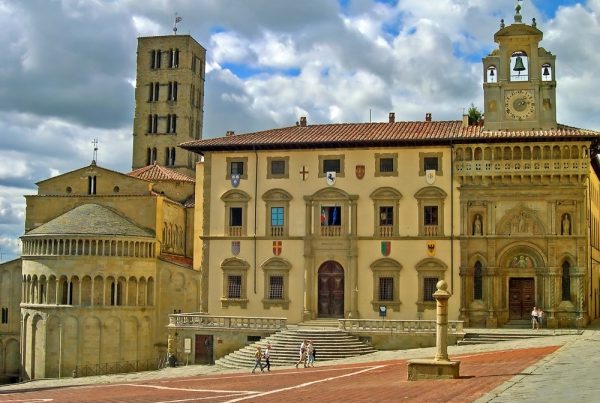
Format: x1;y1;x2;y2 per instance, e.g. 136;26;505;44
253;146;258;294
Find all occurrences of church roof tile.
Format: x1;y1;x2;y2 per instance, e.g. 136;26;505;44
128;164;195;183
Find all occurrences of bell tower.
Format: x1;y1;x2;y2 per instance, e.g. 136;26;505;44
482;1;557;131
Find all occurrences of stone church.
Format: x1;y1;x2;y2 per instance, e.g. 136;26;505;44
1;5;599;382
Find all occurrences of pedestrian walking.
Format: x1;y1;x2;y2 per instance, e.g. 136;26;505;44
538;308;544;328
295;340;307;368
263;343;272;372
531;307;539;329
307;340;315;367
252;346;264;373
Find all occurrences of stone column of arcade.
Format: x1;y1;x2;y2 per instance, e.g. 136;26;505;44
407;280;461;380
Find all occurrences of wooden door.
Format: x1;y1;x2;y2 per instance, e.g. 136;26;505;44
509;278;534;319
194;335;213;365
318;261;344;318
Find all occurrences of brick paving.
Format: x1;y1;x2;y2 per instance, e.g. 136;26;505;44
0;346;559;402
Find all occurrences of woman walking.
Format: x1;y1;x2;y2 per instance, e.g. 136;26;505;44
252;346;265;373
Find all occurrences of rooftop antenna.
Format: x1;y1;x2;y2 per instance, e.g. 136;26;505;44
92;138;98;164
173;13;182;35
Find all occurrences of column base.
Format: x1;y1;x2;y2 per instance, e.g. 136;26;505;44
407;359;461;380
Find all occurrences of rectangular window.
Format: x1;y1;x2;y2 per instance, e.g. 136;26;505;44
168;81;178;101
424;206;438;226
231;161;244;176
424;157;439;172
1;307;7;324
151;50;162;69
230;207;243;227
379;277;394;301
271;207;284;227
270;160;285;175
379;206;393;226
379;158;394;173
227;275;242;298
169;48;179;68
148;114;158;134
323;159;341;174
269;276;284;299
321;206;341;226
167;114;177;133
423;277;438;302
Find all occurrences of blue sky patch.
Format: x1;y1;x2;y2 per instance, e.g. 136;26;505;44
222;63;301;79
533;0;582;19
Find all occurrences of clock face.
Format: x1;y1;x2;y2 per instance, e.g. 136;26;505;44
505;90;535;120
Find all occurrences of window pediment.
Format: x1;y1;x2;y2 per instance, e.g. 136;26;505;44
414;186;447;200
370;258;402;272
221;257;250;270
261;257;292;271
221;189;251;203
262;188;292;202
370;187;403;200
415;257;448;272
306;187;354;201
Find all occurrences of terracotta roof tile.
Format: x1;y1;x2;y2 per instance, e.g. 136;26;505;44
181;122;599;153
159;253;193;268
128;164;195;183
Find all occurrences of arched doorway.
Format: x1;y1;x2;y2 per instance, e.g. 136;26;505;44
317;261;344;318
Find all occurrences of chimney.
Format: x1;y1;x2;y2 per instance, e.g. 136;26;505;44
425;113;432;122
389;112;395;123
226;130;235;136
299;116;307;127
462;114;469;127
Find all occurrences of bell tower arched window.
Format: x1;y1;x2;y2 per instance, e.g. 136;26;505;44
562;261;571;301
510;51;528;82
541;63;552;82
486;66;497;83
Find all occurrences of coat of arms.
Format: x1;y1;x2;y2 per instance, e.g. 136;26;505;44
273;240;282;256
355;165;365;180
381;241;391;256
326;171;336;186
425;169;436;184
231;241;240;256
427;241;436;256
231;174;240;188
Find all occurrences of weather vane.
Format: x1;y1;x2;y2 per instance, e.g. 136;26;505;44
92;138;98;163
173;13;182;35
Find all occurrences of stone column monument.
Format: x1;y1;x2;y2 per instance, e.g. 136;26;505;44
407;280;461;380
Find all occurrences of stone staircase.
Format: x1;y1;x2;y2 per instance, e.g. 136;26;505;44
216;327;377;369
457;320;581;346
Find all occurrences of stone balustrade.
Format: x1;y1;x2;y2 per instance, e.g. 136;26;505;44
455;158;588;177
168;313;288;330
338;319;464;334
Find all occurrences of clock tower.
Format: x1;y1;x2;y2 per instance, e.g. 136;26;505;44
482;2;557;131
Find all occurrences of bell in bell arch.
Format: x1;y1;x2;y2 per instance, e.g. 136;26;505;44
543;66;550;76
489;68;495;77
513;56;526;74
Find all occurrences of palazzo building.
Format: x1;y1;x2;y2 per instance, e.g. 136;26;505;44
181;7;600;329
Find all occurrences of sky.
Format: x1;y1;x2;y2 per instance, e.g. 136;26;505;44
0;0;598;261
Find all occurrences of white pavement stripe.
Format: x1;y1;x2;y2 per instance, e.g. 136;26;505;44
166;363;382;384
120;383;259;394
223;365;387;403
153;392;252;403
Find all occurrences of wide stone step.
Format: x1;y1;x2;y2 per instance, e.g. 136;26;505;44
216;328;377;369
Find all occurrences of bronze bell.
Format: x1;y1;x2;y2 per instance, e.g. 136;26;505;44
543;66;550;76
489;68;495;77
513;56;526;73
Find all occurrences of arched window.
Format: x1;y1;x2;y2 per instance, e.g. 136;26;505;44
562;261;571;301
541;63;552;82
474;261;483;300
510;51;528;82
486;66;497;83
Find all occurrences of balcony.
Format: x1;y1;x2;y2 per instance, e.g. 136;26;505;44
228;226;243;237
423;225;438;236
320;225;342;237
379;225;394;237
270;226;284;237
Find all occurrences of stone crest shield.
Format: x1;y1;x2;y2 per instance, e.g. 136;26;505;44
231;174;240;188
355;165;365;180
